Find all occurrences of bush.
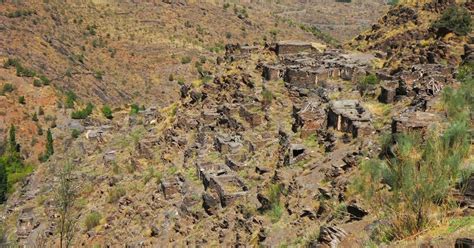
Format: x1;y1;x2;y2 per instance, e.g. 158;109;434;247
84;211;101;230
180;56;192;64
354;64;472;242
71;103;94;119
358;74;379;96
18;96;25;105
2;83;14;94
65;90;77;109
94;70;104;80
130;104;140;115
107;187;126;203
432;6;472;36
4;59;37;77
39;75;50;85
71;129;81;139
33;79;42;87
6;9;34;18
101;105;113;119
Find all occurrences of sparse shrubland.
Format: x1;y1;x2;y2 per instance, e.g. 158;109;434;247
84;211;102;230
354;64;473;243
71;103;94;119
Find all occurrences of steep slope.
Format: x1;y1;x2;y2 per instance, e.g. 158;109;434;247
1;0;473;247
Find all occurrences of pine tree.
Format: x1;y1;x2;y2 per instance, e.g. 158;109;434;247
0;161;7;203
46;129;54;157
8;124;18;154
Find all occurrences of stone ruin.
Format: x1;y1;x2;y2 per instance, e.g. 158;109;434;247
275;41;315;56
262;64;283;81
391;111;443;134
160;176;184;200
327;100;373;138
208;175;248;207
196;162;231;189
261;46;375;94
292;100;326;138
214;134;244;154
379;64;455;104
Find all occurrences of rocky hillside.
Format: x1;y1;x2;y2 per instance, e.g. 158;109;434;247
0;0;473;247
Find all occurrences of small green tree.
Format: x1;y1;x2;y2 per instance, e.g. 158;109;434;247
432;6;472;36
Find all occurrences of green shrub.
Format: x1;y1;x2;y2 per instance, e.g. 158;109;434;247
358;74;379;96
94;70;104;80
101;105;113;119
71;129;81;139
39;75;50;85
84;211;101;230
107;187;126;203
32;112;38;122
2;83;14;94
354;66;472;242
71;103;94;119
86;24;97;35
6;9;34;18
33;79;42;87
65;90;77;109
130;104;140;115
181;56;192;64
268;184;284;222
223;2;230;10
18;96;25;105
432;6;472;36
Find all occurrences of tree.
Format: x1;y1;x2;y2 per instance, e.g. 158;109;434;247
46;129;54;157
0;161;7;204
8;124;18;154
432;6;472;36
56;163;77;248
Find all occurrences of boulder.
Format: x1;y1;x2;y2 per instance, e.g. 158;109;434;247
455;238;474;248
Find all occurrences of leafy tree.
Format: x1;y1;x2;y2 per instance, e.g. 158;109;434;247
433;6;472;36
